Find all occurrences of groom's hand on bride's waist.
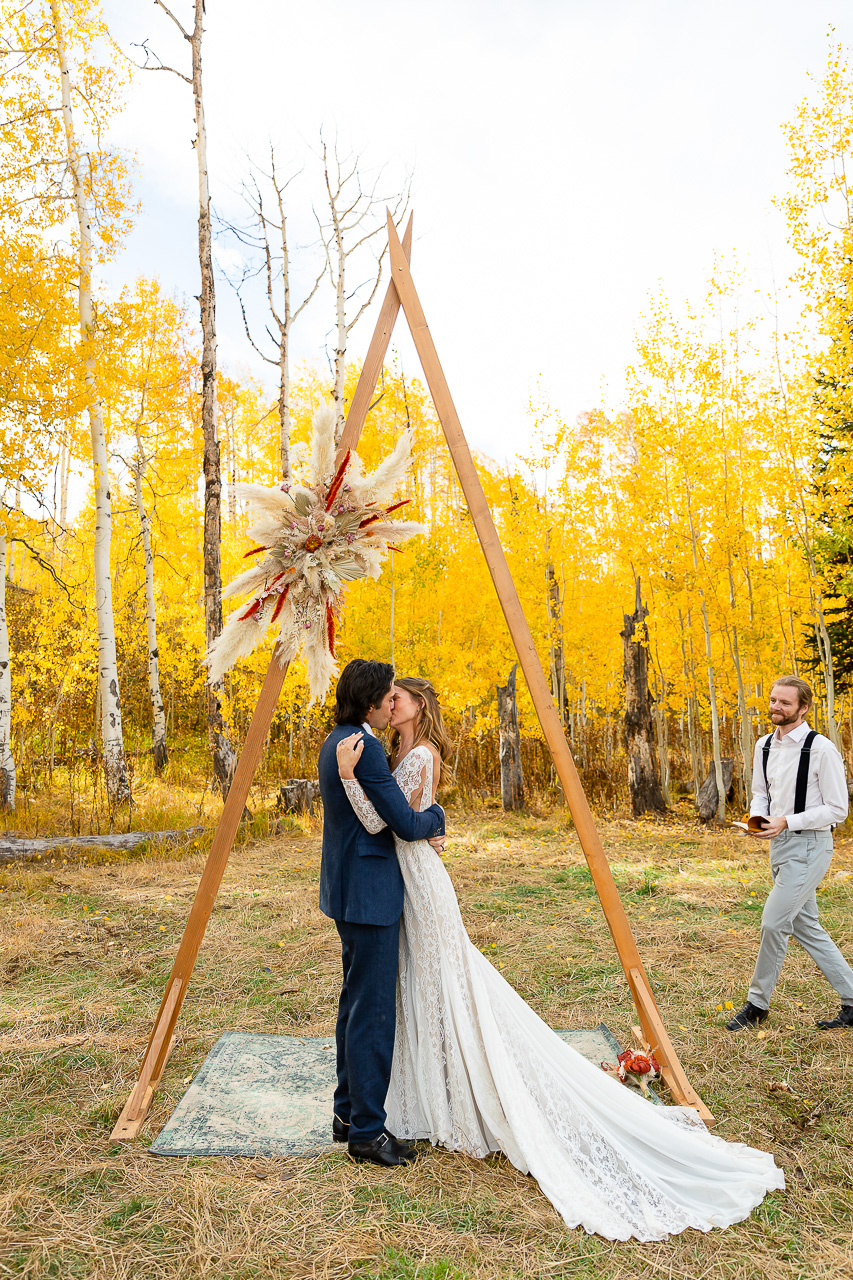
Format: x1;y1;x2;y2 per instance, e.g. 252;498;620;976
427;806;447;854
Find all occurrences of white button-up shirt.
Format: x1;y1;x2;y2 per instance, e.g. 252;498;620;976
749;721;848;832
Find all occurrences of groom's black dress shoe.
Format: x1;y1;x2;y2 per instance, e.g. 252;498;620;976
347;1133;418;1167
332;1115;350;1143
816;1005;853;1029
725;1001;769;1031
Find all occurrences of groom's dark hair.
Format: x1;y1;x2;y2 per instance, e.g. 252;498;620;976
334;659;395;725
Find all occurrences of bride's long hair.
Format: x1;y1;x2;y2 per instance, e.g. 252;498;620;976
389;676;455;788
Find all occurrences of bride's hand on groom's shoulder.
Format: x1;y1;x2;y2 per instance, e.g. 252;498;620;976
336;732;364;779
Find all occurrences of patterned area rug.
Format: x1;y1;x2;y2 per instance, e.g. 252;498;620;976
149;1023;652;1158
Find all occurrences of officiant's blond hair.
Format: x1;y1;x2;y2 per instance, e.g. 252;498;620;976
390;676;454;787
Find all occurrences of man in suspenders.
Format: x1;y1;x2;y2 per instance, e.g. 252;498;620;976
726;675;853;1031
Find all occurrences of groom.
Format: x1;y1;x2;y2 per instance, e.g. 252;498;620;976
318;659;445;1167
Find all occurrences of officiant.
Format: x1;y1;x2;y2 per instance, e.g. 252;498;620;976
726;675;853;1032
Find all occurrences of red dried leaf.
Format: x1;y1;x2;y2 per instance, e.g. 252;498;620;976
324;450;351;511
326;601;336;657
238;598;262;622
270;584;290;624
243;545;268;559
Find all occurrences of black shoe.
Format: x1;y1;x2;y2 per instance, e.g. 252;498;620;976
382;1131;417;1160
725;1001;769;1031
816;1006;853;1030
332;1115;350;1143
347;1133;418;1167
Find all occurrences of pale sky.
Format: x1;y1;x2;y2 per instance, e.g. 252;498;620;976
104;0;851;463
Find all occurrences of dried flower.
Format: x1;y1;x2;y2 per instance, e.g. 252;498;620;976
205;399;424;703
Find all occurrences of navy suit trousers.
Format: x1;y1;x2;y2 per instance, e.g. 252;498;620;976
333;917;400;1141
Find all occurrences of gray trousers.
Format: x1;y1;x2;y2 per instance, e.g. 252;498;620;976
747;828;853;1010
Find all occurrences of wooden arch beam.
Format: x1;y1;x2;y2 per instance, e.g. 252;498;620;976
114;208;712;1140
384;212;712;1124
111;217;414;1141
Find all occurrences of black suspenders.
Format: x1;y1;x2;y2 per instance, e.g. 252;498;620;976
760;730;818;814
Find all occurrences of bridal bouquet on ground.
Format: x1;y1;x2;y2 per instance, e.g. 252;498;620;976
601;1048;661;1096
205;400;424;703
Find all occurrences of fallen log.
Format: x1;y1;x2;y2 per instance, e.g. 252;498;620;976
0;828;203;864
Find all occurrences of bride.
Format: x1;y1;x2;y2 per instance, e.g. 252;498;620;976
335;675;785;1243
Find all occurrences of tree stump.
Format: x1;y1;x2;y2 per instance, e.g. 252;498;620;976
276;779;320;814
496;665;524;811
696;758;735;822
621;580;667;817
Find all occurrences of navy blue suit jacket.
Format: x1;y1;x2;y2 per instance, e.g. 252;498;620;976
318;723;445;925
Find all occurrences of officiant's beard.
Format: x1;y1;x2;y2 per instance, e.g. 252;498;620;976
769;706;801;727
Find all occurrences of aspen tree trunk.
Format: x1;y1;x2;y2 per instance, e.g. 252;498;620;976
496;665;524;811
650;656;672;805
271;161;296;479
813;593;843;751
679;611;704;800
0;533;14;810
698;592;725;820
58;441;70;566
224;403;236;522
621;580;667;816
59;442;69;531
51;0;129;803
279;330;291;479
545;559;567;724
327;180;347;439
190;0;236;795
726;560;753;804
133;429;168;771
685;503;725;819
234;150;324;479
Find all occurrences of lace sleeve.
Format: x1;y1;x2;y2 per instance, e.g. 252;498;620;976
341;778;387;833
394;748;433;810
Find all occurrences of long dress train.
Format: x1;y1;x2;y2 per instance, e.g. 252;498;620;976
341;746;784;1242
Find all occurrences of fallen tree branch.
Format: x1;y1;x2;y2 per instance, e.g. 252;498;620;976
0;828;204;864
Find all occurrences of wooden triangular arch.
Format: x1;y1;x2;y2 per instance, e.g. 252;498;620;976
112;213;712;1141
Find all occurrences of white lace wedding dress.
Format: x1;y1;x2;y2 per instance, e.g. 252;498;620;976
342;745;784;1241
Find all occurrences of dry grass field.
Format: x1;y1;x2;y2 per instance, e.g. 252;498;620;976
1;805;852;1279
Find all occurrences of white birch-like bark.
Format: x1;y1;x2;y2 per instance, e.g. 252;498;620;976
680;611;704;802
686;504;725;820
150;0;235;793
321;141;407;440
726;561;754;803
134;426;168;771
231;153;323;480
190;1;233;793
50;0;129;803
0;533;15;810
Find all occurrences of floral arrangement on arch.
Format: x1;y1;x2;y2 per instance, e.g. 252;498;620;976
205;400;424;703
